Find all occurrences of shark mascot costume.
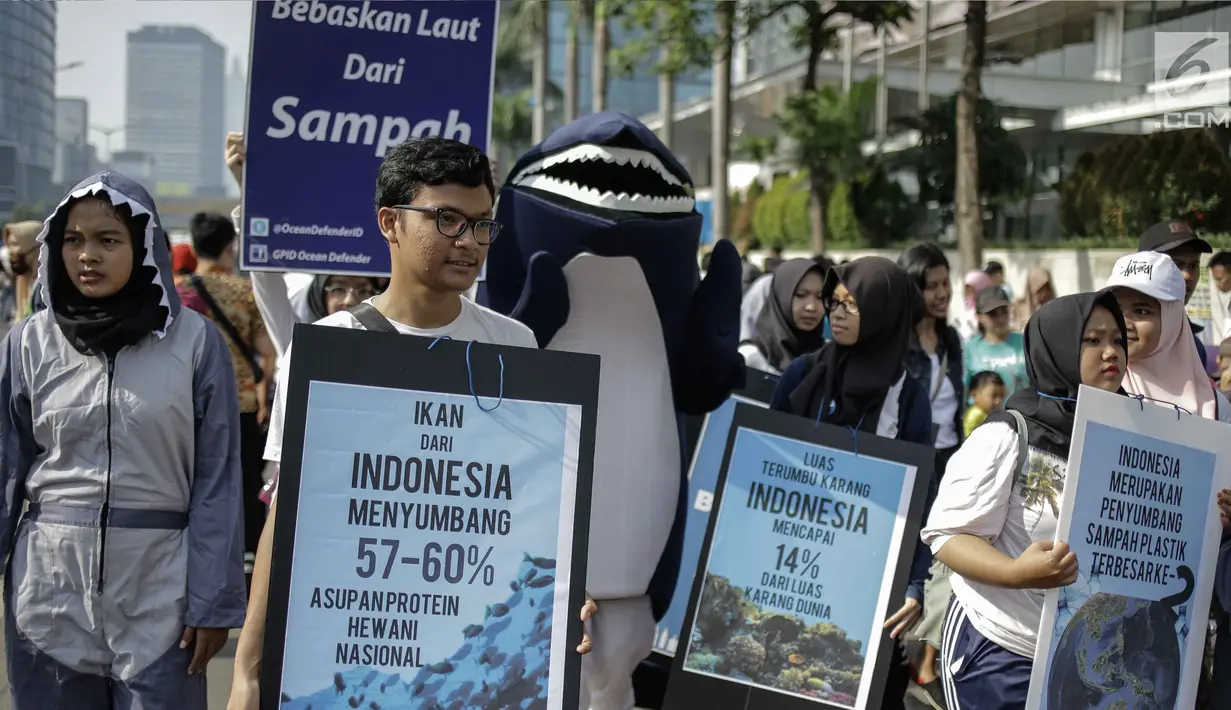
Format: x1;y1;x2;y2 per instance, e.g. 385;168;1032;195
481;112;743;710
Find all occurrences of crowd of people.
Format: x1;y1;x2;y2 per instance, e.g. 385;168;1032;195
0;125;1229;710
734;225;1231;709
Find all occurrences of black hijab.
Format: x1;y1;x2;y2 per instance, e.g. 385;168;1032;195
748;258;826;371
305;274;382;321
47;198;168;356
787;256;924;429
1003;290;1126;457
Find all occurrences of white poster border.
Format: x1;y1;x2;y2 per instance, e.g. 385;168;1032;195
1025;384;1231;709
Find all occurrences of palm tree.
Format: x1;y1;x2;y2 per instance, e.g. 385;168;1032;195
956;0;988;272
775;79;877;252
531;0;550;142
564;1;580;123
491;1;562;166
712;0;735;244
592;0;610;112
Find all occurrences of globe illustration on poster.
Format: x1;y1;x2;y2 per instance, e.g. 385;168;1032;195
1045;565;1194;709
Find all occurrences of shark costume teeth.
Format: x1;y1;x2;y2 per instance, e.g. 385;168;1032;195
510;143;696;215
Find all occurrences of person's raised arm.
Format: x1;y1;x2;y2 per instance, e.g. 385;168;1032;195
227;131;298;358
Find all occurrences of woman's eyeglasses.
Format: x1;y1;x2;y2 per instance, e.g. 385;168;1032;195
393;205;501;245
325;286;375;300
825;298;860;316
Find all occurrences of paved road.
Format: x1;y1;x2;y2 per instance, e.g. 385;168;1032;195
0;630;930;710
0;628;239;710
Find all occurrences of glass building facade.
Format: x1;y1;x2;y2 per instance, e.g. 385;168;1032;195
544;1;711;133
126;26;226;198
0;2;57;215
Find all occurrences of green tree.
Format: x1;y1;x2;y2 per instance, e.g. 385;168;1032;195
897;95;1027;226
609;0;721;150
774;78;878;252
741;1;914;251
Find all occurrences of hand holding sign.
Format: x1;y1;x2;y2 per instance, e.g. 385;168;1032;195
1012;540;1079;589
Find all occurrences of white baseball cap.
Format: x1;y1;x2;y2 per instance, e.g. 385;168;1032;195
1105;251;1186;303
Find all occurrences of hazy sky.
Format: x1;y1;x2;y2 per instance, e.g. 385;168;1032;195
56;0;255;156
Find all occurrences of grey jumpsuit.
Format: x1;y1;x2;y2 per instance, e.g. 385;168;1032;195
0;172;247;709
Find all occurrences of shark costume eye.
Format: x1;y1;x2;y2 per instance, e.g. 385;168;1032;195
509;144;696;215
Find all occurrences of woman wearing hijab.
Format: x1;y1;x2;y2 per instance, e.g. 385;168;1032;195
1012;268;1055;331
0;173;245;709
922;292;1128;710
1105;251;1231;706
1106;252;1230;421
739;258;826;374
769;256;934;709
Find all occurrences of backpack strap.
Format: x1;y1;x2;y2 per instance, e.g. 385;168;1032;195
1005;408;1030;478
348;302;398;334
188;274;263;384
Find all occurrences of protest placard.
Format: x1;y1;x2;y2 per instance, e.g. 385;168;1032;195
1026;385;1231;710
652;368;779;658
664;404;933;710
241;0;497;275
261;323;598;710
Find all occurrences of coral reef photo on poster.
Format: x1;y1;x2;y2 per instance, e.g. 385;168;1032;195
684;572;866;707
680;427;914;709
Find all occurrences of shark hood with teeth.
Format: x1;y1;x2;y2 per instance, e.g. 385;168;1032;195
35;171;180;339
507;111;695;216
486;111;704;325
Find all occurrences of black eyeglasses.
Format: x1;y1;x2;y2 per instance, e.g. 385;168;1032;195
393;205;501;245
825;297;860;316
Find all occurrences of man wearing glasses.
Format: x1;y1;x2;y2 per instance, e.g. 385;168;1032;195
227;137;597;710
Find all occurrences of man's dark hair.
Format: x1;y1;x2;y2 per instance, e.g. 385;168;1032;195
190;212;236;260
983;260;1004;276
1211;250;1231;271
375;137;495;210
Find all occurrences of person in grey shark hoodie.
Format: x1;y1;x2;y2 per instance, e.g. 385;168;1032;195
0;172;246;709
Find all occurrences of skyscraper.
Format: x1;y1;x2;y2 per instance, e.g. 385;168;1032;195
224;56;247;197
226;56;247;135
126;25;226;198
0;2;57;216
54;98;90;191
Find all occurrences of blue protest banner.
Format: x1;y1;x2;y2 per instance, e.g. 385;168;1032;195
665;405;933;710
652;368;777;658
1027;386;1231;710
241;0;498;275
262;324;598;710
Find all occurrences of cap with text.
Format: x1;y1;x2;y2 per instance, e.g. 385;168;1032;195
1106;251;1186;303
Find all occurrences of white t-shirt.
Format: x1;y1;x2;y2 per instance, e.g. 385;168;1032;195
921;420;1064;658
930;353;960;449
263;297;537;464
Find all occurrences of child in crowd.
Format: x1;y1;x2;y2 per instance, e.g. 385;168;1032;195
963;371;1006;438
